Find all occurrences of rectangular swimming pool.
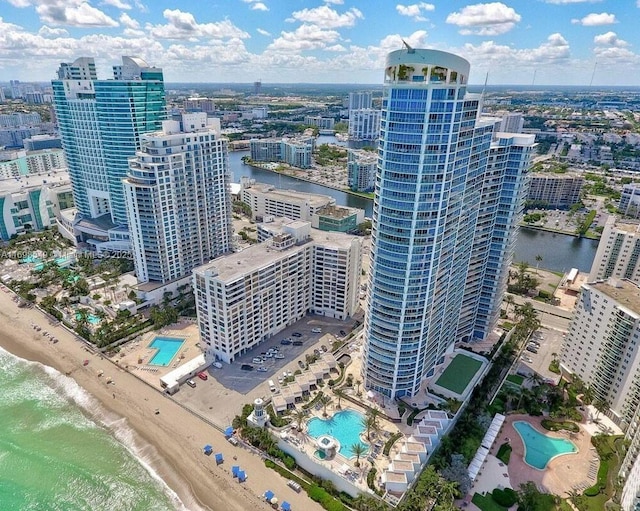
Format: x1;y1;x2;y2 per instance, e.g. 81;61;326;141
148;337;185;366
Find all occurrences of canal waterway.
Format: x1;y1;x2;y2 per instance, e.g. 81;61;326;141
228;150;600;274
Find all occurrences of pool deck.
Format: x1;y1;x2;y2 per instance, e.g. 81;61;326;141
491;414;596;497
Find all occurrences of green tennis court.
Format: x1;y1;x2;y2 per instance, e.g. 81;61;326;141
435;354;482;395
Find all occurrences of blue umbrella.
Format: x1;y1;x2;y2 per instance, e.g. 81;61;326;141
264;490;274;501
238;470;246;482
215;453;224;464
281;501;291;511
203;444;213;455
232;465;240;477
224;426;234;437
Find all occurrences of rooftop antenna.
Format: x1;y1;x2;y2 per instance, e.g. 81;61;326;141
532;69;537;86
589;61;598;87
481;71;489;96
402;39;415;53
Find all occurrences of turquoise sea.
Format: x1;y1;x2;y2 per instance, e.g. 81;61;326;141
0;346;186;511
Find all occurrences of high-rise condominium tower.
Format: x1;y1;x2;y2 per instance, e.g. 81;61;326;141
52;56;165;234
124;113;233;284
362;48;533;398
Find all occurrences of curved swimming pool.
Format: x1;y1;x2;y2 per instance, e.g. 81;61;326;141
307;409;368;459
513;421;577;470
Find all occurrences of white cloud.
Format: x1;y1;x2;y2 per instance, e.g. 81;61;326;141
251;3;268;11
256;28;271;36
396;3;435;22
267;24;341;52
289;5;363;29
119;12;139;29
325;44;346;52
8;1;119;27
323;0;344;4
102;0;132;9
149;9;250;40
38;25;69;37
594;31;629;47
544;0;602;3
446;2;521;36
571;12;616;26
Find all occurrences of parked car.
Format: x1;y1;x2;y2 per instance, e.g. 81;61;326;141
298;360;305;369
339;330;346;336
321;344;328;352
252;357;263;364
311;327;322;334
186;380;196;388
280;339;292;345
293;340;303;346
241;364;253;371
526;346;538;354
275;354;285;359
292;332;302;337
197;371;208;381
256;367;268;372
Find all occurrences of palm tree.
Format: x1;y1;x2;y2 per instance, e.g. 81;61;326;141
351;443;367;467
594;398;609;420
334;388;345;409
582;386;595;406
319;394;332;417
437;479;460;504
535;254;543;274
504;294;516;317
355;379;362;396
502;386;518;412
292;408;307;431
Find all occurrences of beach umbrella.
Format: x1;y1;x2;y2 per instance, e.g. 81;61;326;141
281;502;291;511
232;465;240;477
264;490;274;501
270;497;278;505
203;444;213;455
238;470;246;482
224;426;234;437
215;453;223;465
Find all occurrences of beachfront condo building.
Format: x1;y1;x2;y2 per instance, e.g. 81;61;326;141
124;113;233;284
193;220;361;364
0;169;73;240
588;217;640;285
0;148;66;179
52;56;166;248
362;48;533;398
499;113;524;134
457;132;536;343
349;92;373;111
558;278;640;511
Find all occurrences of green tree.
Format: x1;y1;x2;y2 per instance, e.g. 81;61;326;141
334;388;345;409
319;394;332;417
351;443;367;467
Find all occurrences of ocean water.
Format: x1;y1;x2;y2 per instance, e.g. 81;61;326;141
0;347;186;511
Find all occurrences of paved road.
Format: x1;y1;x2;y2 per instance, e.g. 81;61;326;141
510;294;572;330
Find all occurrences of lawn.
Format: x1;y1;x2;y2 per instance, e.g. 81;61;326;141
506;374;524;386
471;493;508;511
435;354;483;395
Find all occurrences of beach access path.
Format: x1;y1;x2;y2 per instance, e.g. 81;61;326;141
0;287;323;511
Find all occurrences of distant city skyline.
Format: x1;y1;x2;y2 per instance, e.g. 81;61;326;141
1;0;639;86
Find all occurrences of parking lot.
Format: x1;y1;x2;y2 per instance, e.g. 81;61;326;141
517;327;566;382
172;313;362;426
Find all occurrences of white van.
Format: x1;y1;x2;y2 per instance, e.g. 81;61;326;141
311;327;322;333
268;379;276;392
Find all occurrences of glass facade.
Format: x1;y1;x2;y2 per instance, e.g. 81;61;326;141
363;49;533;398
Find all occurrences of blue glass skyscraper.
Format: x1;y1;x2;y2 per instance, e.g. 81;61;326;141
362;48;533;398
52;56;165;241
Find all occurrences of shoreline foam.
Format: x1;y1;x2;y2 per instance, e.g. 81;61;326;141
0;286;323;511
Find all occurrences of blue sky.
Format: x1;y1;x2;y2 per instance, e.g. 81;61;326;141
1;0;639;85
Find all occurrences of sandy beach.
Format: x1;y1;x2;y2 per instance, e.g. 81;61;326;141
0;287;322;511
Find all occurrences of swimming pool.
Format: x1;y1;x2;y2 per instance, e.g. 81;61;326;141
307;409;368;459
148;337;185;367
75;312;101;325
513;421;577;470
